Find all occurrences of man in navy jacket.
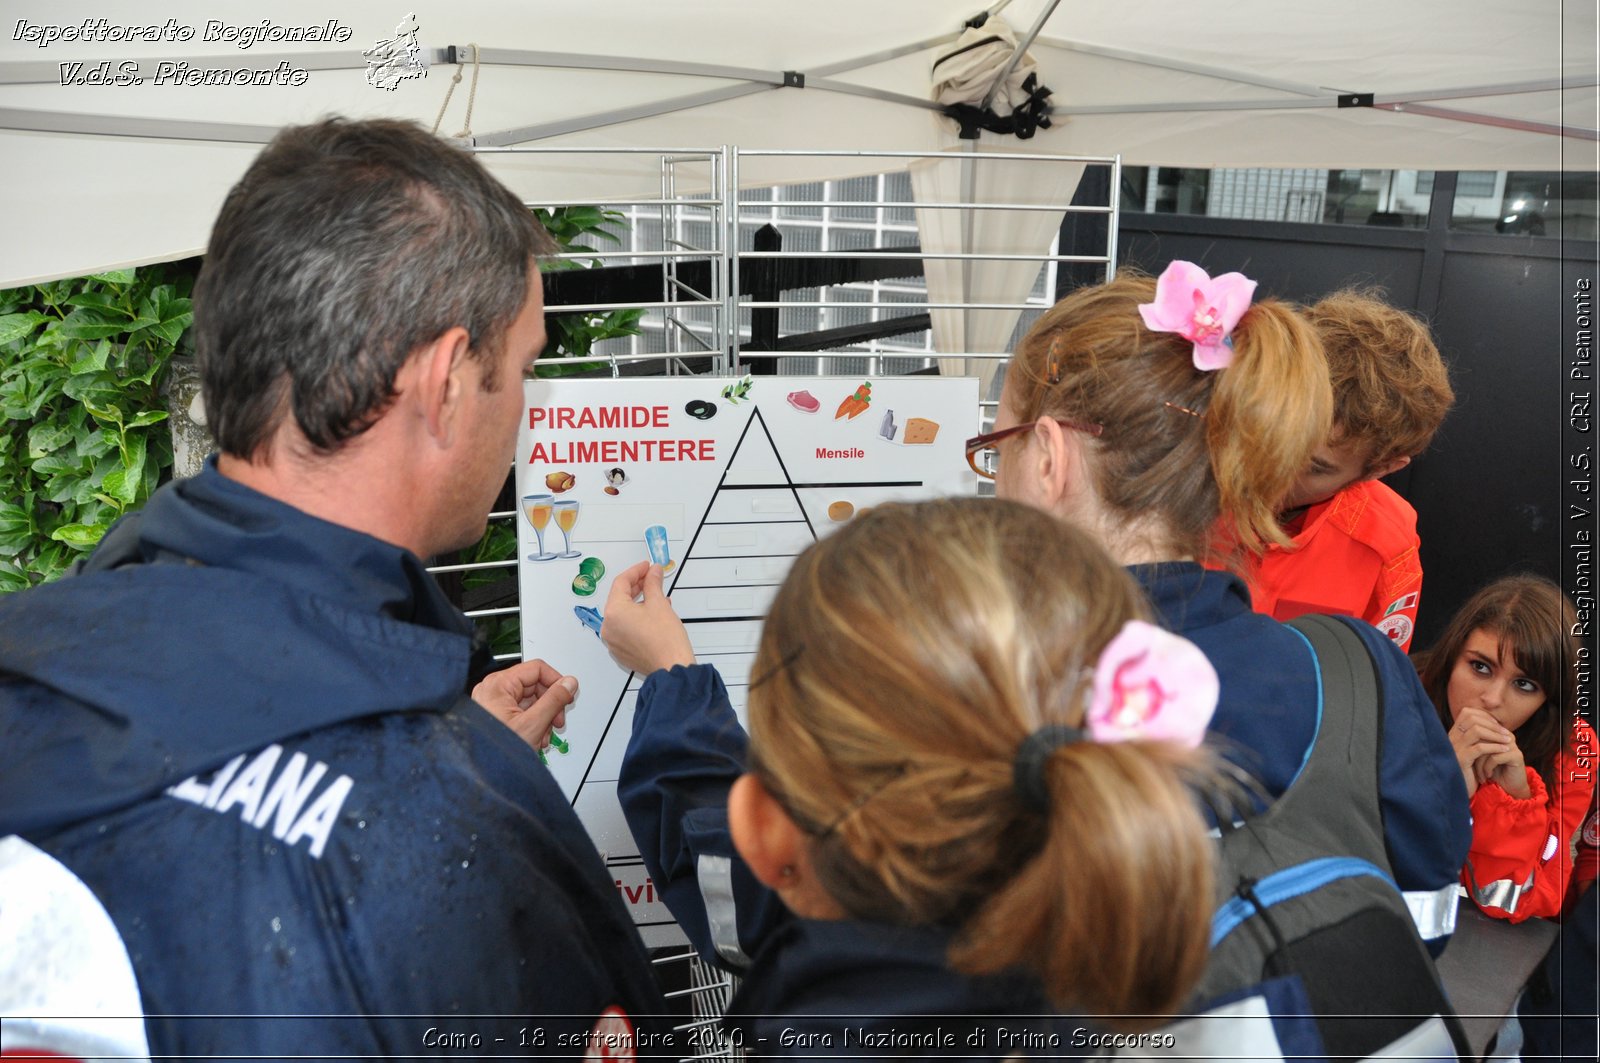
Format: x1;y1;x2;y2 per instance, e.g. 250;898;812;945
0;118;668;1060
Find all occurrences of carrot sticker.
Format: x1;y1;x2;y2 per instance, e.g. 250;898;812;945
833;381;872;420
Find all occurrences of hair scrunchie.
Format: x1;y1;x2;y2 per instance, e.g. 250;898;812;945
1012;621;1221;814
1012;724;1083;812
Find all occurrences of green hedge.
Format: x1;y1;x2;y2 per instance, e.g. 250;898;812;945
0;264;195;590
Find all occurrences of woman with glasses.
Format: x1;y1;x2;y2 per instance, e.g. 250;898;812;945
602;498;1226;1057
968;264;1469;946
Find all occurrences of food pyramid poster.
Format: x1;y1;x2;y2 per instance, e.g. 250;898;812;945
516;375;976;943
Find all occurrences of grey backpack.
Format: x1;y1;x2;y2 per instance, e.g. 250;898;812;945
1122;614;1467;1061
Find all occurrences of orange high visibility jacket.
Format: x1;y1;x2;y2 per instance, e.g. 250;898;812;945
1462;720;1598;923
1246;480;1424;652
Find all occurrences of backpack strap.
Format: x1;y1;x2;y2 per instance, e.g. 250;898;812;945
1282;613;1385;836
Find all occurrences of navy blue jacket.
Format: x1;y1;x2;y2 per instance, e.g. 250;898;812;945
0;463;669;1058
1132;563;1471;943
619;665;1096;1060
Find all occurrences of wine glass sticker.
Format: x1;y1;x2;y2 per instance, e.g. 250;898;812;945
523;493;557;561
553;499;582;559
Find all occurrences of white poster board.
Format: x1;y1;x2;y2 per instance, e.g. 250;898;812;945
516;375;977;944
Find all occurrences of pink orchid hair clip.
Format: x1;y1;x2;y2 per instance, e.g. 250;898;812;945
1084;620;1218;748
1137;260;1258;371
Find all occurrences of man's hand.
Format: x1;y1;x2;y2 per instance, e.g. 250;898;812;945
472;658;578;751
601;561;695;675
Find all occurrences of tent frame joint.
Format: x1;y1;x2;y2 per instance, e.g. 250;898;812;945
783;70;805;89
1338;92;1375;108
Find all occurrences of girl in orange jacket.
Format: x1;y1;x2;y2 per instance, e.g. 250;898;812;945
1416;575;1595;922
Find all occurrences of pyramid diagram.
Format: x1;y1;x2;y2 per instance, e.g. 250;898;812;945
569;406;819;858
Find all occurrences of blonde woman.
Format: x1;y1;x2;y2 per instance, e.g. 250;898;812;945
974;265;1470;944
604;499;1223;1057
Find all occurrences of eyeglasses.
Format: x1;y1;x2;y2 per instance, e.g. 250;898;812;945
964;418;1104;480
748;748;910;839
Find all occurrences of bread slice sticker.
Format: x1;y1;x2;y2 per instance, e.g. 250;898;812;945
903;417;939;445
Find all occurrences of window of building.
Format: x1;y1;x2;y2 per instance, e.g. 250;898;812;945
1122;166;1599;239
1450;171;1598;240
1123;166;1434;228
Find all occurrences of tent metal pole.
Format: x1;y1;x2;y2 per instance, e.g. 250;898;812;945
1106;155;1122;282
807;34;963;78
726;146;739;377
1378;75;1599;104
1035;37;1331;98
448;47;789;86
960;142;978;365
735;149;1119;162
979;0;1062;111
468;84;773;146
0;107;278;143
1377;102;1599;141
1057;97;1334;114
804;79;946;112
660;154;676;371
1050;93;1599;140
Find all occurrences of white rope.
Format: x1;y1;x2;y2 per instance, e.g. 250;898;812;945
431;43;482;138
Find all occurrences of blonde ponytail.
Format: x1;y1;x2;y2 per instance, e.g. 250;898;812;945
1209;299;1332;553
1008;269;1331;559
950;740;1215;1026
746;498;1222;1024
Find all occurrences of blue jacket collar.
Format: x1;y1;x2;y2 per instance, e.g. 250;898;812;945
1128;561;1253;633
84;457;468;633
0;460;475;835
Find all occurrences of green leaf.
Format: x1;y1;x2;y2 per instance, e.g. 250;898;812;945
99;467;133;506
141;449;163;497
30;453;88;476
75;423;115;459
0;502;32;554
86;451;121;491
562;206;605;229
126;410;169;428
50;522;109;549
0;312;45;345
59;308;128;341
0;379;37;421
0;558;32;593
79;396;125;427
32;541;73;581
132;288;193;348
102;434;146;506
88;268;137;285
126;357;168;387
68;338;112;375
27;421;75;458
64;290;130;314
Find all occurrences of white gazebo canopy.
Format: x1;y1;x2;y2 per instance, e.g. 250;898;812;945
1;0;1593;288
